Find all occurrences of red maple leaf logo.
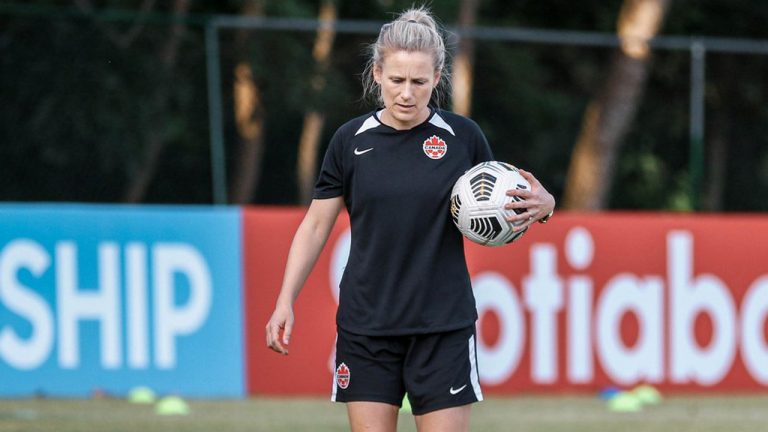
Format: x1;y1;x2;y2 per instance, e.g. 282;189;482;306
423;135;447;159
336;363;350;389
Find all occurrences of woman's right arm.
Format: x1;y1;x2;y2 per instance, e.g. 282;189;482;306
265;196;344;355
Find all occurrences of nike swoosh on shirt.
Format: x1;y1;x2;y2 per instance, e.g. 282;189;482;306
449;385;467;395
354;147;373;155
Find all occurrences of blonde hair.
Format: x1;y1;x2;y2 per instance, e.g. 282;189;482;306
362;6;451;107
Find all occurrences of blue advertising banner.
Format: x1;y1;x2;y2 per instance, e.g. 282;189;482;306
0;204;244;397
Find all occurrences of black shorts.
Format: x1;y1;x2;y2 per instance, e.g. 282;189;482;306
331;325;483;416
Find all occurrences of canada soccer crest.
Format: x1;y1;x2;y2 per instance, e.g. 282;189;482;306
336;363;350;389
423;135;447;159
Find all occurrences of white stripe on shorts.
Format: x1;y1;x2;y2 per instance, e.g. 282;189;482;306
469;334;483;401
331;333;338;401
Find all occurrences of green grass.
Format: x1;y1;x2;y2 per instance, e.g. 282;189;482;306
1;395;767;432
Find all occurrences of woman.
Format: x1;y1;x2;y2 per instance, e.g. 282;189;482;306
266;6;555;432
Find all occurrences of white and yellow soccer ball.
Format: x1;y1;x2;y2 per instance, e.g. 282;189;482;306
450;161;530;247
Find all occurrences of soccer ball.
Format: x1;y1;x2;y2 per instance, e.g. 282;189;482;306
450;161;530;247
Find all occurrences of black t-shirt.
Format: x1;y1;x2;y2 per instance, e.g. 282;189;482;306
314;108;493;335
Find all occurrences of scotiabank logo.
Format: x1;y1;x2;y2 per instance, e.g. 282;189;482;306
329;224;768;391
473;228;768;389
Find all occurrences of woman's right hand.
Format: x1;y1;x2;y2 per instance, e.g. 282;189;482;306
264;197;343;356
266;304;294;355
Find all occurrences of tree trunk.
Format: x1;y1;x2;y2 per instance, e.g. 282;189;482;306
229;0;267;204
701;109;728;211
123;0;190;203
296;0;337;204
563;0;670;210
700;59;736;212
451;0;480;116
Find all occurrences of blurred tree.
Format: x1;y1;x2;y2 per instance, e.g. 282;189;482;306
229;0;267;204
1;0;767;210
296;0;337;204
664;0;768;212
610;0;768;212
121;0;192;203
0;0;211;203
451;0;480;116
563;0;671;210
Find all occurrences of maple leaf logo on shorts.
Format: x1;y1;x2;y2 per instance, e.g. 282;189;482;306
336;363;350;389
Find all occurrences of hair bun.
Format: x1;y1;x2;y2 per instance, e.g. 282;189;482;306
399;8;438;31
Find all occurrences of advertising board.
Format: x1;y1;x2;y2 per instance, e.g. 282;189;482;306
244;209;768;394
0;205;244;397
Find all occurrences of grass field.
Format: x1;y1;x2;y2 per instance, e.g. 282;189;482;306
1;395;768;432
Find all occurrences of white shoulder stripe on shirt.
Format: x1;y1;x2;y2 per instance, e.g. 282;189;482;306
354;111;384;136
429;112;456;136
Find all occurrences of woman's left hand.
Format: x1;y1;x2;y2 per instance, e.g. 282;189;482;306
504;168;555;231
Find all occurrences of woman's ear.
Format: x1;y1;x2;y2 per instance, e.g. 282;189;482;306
433;70;441;87
373;64;382;84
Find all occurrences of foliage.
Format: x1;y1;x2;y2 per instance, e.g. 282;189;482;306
0;0;767;210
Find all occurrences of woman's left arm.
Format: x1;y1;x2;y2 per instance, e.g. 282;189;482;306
504;168;556;231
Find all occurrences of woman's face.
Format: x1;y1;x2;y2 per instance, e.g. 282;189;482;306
374;50;440;130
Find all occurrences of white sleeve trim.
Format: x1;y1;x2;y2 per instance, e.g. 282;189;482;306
354;113;382;136
428;112;456;136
